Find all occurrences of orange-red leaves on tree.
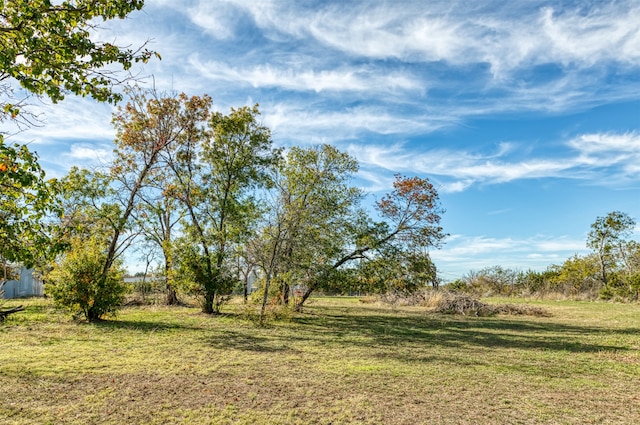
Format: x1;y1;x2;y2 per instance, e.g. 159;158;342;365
376;173;446;248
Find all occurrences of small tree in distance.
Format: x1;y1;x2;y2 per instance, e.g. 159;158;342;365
587;211;636;288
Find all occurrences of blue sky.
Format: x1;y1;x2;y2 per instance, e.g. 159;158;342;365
8;0;640;279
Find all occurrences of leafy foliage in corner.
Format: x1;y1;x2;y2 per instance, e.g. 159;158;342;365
0;0;158;108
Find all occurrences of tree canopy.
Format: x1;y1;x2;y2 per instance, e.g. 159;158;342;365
587;211;636;288
1;0;157;110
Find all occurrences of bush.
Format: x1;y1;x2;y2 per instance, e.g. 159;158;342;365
447;279;468;293
47;238;128;321
599;272;640;301
173;243;236;314
247;276;277;304
598;285;615;301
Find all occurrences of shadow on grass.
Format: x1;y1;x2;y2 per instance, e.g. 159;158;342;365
93;315;297;353
202;329;297;353
292;304;637;355
92;319;204;333
78;301;637;362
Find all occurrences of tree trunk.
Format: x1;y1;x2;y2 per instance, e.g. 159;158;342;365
599;254;608;287
294;282;316;311
164;260;179;305
260;272;272;325
292;241;384;311
165;284;178;305
203;289;215;314
87;306;101;322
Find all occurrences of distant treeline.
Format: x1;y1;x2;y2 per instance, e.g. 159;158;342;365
448;212;639;301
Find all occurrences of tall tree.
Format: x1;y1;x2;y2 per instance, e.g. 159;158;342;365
251;144;362;317
172;104;279;314
109;90;211;303
105;90;181;276
587;211;636;287
295;174;447;310
120;91;210;305
251;149;447;312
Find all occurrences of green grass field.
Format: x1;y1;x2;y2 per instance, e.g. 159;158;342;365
1;296;639;424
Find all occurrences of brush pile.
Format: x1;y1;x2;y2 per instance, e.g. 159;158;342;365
0;305;24;321
429;292;550;317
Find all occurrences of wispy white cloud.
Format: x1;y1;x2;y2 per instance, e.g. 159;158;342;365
123;1;640;144
568;132;640;178
263;103;452;144
487;208;513;216
537;5;640;67
569;131;640;155
9;96;116;146
65;144;114;162
432;234;587;278
350;131;640;192
227;1;640;71
351;143;568;185
189;58;422;94
184;0;239;39
353;169;393;194
439;180;475;194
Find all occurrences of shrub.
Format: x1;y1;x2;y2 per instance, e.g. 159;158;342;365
447;279;468;293
625;273;640;301
47;238;128;321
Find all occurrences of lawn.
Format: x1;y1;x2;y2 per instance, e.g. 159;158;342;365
0;296;639;424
